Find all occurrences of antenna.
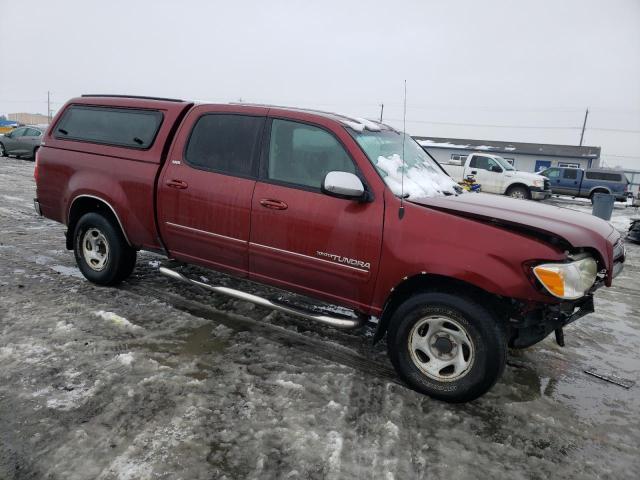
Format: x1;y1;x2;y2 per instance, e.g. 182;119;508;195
399;80;407;219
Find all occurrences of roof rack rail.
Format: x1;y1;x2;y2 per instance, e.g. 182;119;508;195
81;94;184;102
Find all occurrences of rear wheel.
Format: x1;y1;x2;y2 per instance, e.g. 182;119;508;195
30;146;39;161
506;185;531;200
387;292;506;403
73;212;136;285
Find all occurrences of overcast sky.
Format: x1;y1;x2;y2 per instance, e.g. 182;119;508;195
1;0;638;168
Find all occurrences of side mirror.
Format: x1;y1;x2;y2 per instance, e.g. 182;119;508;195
490;165;503;173
322;171;365;200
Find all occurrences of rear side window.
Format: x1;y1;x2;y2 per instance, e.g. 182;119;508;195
585;171;622;182
562;169;578;180
267;119;356;189
184;114;265;177
54;105;163;149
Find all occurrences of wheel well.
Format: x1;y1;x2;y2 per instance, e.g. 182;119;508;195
66;197;130;250
505;183;529;194
373;273;510;343
589;187;610;197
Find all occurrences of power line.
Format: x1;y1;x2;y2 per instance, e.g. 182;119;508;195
387;118;640;134
387;118;580;129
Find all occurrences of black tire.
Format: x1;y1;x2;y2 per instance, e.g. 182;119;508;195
506;185;531;200
0;143;6;157
30;146;39;161
73;212;136;285
387;292;506;403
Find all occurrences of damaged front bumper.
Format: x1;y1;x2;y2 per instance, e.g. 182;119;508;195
509;295;595;348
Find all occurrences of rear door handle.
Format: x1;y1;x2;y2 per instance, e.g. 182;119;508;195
259;198;288;210
166;179;188;189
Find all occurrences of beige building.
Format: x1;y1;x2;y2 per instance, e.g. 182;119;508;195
7;112;50;125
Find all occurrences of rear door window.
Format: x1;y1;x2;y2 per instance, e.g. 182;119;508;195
54;105;163;149
184;114;265;177
26;128;42;137
266;119;356;189
562;169;578;180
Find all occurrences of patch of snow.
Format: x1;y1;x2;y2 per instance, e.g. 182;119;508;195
375;153;459;199
93;310;143;330
38;381;101;411
474;145;496;151
354;117;381;131
384;420;400;439
341;120;365;132
417;139;472;149
55;321;74;332
325;431;344;476
504;146;517;151
148;260;161;268
273;379;304;390
117;353;135;366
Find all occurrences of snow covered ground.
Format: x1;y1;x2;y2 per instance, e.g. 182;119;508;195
0;157;639;479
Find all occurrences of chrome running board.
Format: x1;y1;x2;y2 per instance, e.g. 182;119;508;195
159;266;365;330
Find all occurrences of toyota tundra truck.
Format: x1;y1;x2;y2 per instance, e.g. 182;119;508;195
34;95;625;403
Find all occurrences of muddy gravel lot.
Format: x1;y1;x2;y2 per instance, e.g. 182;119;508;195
1;157;639;479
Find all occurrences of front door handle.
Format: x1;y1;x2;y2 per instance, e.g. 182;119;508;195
166;179;188;189
471;170;477;175
260;198;288;210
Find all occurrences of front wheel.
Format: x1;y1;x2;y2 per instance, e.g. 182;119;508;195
506;185;531;200
73;212;137;285
0;143;6;157
387;292;506;403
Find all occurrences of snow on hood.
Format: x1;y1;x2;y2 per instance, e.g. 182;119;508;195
375;153;460;199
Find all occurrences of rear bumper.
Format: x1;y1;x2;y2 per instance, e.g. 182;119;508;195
530;188;552;200
33;198;42;216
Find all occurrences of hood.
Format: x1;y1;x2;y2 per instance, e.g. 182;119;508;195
509;171;546;181
412;193;617;276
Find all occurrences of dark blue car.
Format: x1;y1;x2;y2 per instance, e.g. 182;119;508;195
540;167;629;202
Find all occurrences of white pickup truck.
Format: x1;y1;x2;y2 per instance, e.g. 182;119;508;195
439;152;551;200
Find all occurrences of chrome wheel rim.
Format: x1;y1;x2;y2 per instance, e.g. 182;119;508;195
510;190;525;199
409;315;474;381
82;228;110;271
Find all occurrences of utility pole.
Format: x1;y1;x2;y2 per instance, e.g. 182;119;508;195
47;91;51;123
579;107;589;146
379;103;384;123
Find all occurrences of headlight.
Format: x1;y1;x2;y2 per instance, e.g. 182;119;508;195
532;256;598;299
533;179;544;187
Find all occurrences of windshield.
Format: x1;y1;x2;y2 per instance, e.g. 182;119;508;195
493;155;515;171
351;129;460;199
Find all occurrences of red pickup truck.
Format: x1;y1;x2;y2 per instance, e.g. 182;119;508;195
34;95;625;402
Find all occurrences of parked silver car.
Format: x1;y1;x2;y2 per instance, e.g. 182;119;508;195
0;126;45;160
